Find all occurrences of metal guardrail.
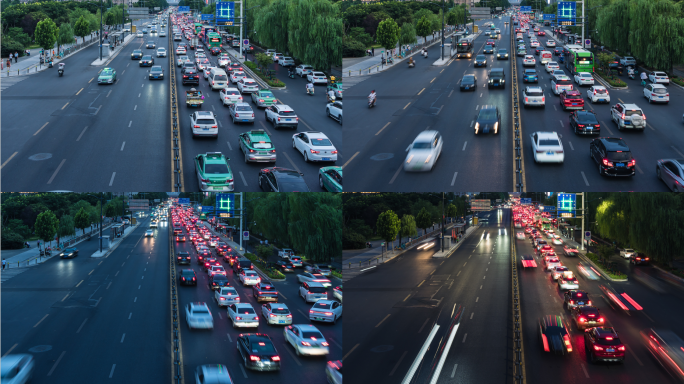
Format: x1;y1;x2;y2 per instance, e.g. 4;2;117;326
167;211;183;384
510;219;525;384
510;21;525;192
169;27;183;192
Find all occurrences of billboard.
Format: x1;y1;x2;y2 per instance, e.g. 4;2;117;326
557;2;577;26
216;2;235;25
557;193;576;218
215;193;235;217
129;199;149;211
470;199;491;211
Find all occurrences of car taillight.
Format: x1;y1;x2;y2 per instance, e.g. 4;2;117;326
286;314;292;318
602;158;613;167
310;149;319;154
249;356;260;361
321;342;329;347
563;335;572;352
628;159;635;167
301;341;311;346
617;345;626;351
593;345;604;351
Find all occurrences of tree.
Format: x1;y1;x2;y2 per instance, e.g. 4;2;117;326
35;18;58;52
287;0;343;72
415;207;432;236
416;15;431;45
376;210;400;250
446;10;458;27
35;210;58;247
74;207;91;235
399;22;416;47
255;52;272;72
446;204;458;220
255;244;274;262
57;23;74;55
58;215;75;245
399;214;417;245
376;18;399;53
74;15;90;44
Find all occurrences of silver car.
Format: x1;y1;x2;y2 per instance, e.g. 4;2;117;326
229;103;255;124
262;303;293;325
185;302;214;329
404;130;443;172
156;47;166;57
215;286;240;307
279;56;295;66
227;303;259;328
656;159;684;192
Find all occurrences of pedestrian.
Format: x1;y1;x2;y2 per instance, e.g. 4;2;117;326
37;240;40;249
372;47;375;56
6;58;10;69
14;52;18;62
2;258;6;270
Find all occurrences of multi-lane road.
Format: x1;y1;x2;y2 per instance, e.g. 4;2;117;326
343;16;682;192
1;16;341;192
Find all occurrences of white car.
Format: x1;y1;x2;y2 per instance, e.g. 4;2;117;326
272;53;283;62
531;131;564;163
218;54;230;67
156;47;166;57
185;302;214;329
176;55;190;67
530;40;539;47
292;131;338;162
522;86;545;107
620;248;635;259
215;286;240;306
189;111;218;138
485;30;491;36
176;47;186;55
522;55;536;66
284;324;330;356
279;56;295;66
516;232;526;240
552;266;570;281
404;130;443;172
209;265;226;277
307;71;327;84
558;274;579;290
545;257;562;271
137;32;143;38
227;303;259;328
333;285;342;302
309;299;342;324
261;303;293;325
574;72;594;86
145;229;154;237
296;64;314;77
643;83;669;103
296;272;331;287
649;71;670;85
546;40;556;47
237;78;258;93
219;87;243;106
230;71;246;84
239;270;260;286
326;101;342;125
0;354;34;384
545;61;559;73
265;49;276;57
586;85;610;103
551;75;573;95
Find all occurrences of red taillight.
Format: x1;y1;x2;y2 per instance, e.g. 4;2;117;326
563;334;572;352
301;341;311;346
249;356;260;361
271;356;280;361
594;344;604;351
310;149;319;154
602;158;613;167
579;317;586;323
628;159;636;167
321;342;329;346
617;345;626;351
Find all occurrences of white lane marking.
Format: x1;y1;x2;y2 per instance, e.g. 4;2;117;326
635;163;644;174
138;93;141;97
76;318;88;333
462;141;468;151
389;350;408;376
389;163;403;184
451;364;458;378
129;121;132;127
672;146;684;158
109;364;116;378
227;333;232;342
128;313;132;319
47;351;67;376
107;90;112;98
559;120;564;128
2;344;18;358
581;171;590;186
568;141;574;150
134;105;137;110
403;324;440;384
226;140;232;150
47;159;66;184
553;105;557;111
218;120;223;127
239;171;248;186
121;333;126;343
470;121;474;128
581;363;590;378
109;172;116;186
76;126;89;141
480;285;483;289
462;333;467;343
476;297;479;302
451;172;458;186
239;363;248;378
121;142;126;151
470;312;474;319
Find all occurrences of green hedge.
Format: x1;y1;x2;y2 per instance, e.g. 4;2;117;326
244;252;286;280
1;231;25;249
331;269;342;279
585;252;627;279
243;61;285;88
595;69;627;87
671;76;684;87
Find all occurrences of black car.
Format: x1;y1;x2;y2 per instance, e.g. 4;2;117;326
483;45;494;54
148;65;164;80
474;105;501;135
496;48;509;60
139;55;154;66
181;62;196;74
236;333;281;371
474;54;487;67
182;68;200;85
460;74;477;91
631;252;650;265
571;305;604;330
535;47;542;55
563;290;591;309
253;281;279;302
590;137;635;177
177;251;191;265
60;247;79;258
209;274;230;290
258;167;310;192
131;49;143;59
538;315;573;355
146;41;155;49
178;269;197;286
554;48;562;56
488;68;505;89
232;257;253;273
276;260;294;272
210;47;221;55
569;110;600;135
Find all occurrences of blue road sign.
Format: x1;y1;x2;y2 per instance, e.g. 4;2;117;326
178;198;190;205
557;2;576;26
201;206;215;213
520;198;532;205
216;2;235;23
543;14;555;20
178;6;190;13
201;14;213;21
520;6;532;12
542;205;555;213
557;193;576;218
215;193;235;216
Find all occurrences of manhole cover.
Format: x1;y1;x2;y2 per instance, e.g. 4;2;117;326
370;153;394;161
28;153;53;161
28;345;52;353
370;345;394;353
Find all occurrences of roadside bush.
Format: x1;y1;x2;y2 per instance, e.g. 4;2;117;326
343;228;366;249
671;76;684;87
1;38;25;59
343;37;366;58
1;231;25;250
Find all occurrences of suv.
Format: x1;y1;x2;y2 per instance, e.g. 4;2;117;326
643;83;669;103
584;327;626;364
177;252;191;265
182;68;200;85
258;167;310;192
237;78;259;94
559;90;584;110
239;129;276;163
299;281;328;303
189;111;218;138
232;257;253;273
265;105;298;129
563;290;591;309
569;110;600;135
610;103;646;130
253;281;279;302
657;159;684;192
178;269;197;285
523;86;545;107
551;75;573;95
590;137;635;177
487;68;506;89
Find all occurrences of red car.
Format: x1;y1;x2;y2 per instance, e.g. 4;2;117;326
572;306;604;330
176;234;186;242
560;90;584;111
584;327;625;363
486;39;496;46
537;31;546;36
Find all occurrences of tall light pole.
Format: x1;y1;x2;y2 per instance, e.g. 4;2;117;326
441;0;445;61
88;193;106;253
99;0;104;60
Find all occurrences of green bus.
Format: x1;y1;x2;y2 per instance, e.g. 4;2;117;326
566;47;594;74
199;213;207;221
194;23;203;35
206;32;221;50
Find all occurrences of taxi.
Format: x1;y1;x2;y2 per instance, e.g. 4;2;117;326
238;130;277;163
194;152;234;192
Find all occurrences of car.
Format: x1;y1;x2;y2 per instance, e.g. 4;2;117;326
60;247;78;258
640;328;684;380
585;327;625;363
251;89;277;108
185;302;213;329
196;58;211;71
516;232;527;240
190;111;218;138
327;82;343;99
0;354;34;384
530;40;539;47
265;104;299;129
227;62;243;74
218;53;231;67
569;110;600;135
545;61;559;73
203;65;215;80
560;89;584;110
551;266;571;281
219;87;243;106
590;137;635;177
215;286;240;307
252;281;279;302
551;75;573;95
562;245;579;257
209;265;227;277
558;273;580;290
154;47;167;58
530;131;564;163
546;40;556;47
326;101;343;124
305;264;331;276
539;315;573;354
142;28;148;34
544;256;561;271
486;39;496;47
309;299;342;324
657;159;684;192
272;53;283;62
574;72;594;86
182;68;200;84
279;56;295;66
643;83;669;103
131;49;143;59
631;252;650;265
176;55;190;67
181;61;196;74
474;105;501;134
552;236;563;245
549;69;565;81
307;71;328;84
297;272;331;287
239;270;261;286
473;54;487;67
523;86;545;108
178;268;197;286
538;245;554;256
496;48;509;59
210;46;221;55
136;32;143;38
236;333;281;371
275;260;295;272
173;34;181;41
148;65;164;80
97;67;116;84
460;74;477;91
146;41;155;49
488;68;505;88
284;324;330;356
485;30;491;36
403;130;443;171
239;129;276;163
610;103;646;130
195;152;235;191
290;256;303;268
227;303;259;328
538;31;546;36
292;131;338;163
229;102;255;125
535;47;542;55
237;78;258;94
204;258;221;271
258;167;310;192
139;55;154;66
259;303;292;326
319;166;342;192
230;71;246;84
523;69;538;82
483;45;494;54
522;55;536;66
649;71;670;85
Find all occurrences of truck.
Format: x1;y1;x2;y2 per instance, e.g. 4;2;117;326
278;248;294;259
190;37;198;50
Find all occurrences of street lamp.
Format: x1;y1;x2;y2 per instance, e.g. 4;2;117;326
87;193;106;253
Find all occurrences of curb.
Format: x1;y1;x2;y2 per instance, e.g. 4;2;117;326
652;265;684;289
432;224;481;258
90;223;141;258
577;251;628;282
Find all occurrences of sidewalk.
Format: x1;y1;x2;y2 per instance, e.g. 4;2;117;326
91;222;141;258
432;224;479;258
91;33;136;66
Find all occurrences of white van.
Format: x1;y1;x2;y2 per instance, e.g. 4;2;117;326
540;50;553;64
208;68;229;90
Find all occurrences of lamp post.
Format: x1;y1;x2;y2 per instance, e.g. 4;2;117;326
87;193;106;253
580;195;602;251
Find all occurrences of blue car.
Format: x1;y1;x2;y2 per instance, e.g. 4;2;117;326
523;69;538;83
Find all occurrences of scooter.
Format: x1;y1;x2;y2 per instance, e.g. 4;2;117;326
627;66;636;80
58;63;64;77
306;87;314;95
288;71;295;79
327;94;336;104
368;97;376;108
408;60;415;68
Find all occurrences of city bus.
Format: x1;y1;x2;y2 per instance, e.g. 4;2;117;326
194;23;203;34
566;47;594;74
456;38;474;58
206;32;221;50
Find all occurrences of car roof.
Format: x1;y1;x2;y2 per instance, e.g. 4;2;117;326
414;130;439;142
524;69;536;73
594;327;618;337
198;365;232;384
189;302;208;309
599;137;630;151
196;111;215;118
526;86;543;92
235;303;253;309
540;315;566;330
650;83;667;89
621;103;642;110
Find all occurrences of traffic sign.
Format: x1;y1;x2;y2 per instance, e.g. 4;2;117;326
585;231;591;240
201;14;213;21
215;193;234;217
557;2;577;26
216;2;235;23
543;14;555;20
243;231;249;240
520;6;532;12
178;198;190;205
520;198;532;205
584;39;591;48
178;6;190;13
243;39;249;46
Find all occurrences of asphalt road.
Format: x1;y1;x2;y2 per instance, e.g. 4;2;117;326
516;222;684;383
0;219;171;383
175;220;343;384
343;15;682;192
344;209;513;384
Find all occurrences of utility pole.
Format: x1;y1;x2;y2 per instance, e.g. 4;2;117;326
580;192;585;251
441;0;445;61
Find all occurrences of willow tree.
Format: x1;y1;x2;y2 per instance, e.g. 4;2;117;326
288;0;343;71
254;0;291;56
286;193;342;263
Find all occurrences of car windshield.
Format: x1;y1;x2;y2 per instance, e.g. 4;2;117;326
301;330;324;339
652;87;667;94
462;76;475;83
205;163;229;174
625;110;643;117
565;93;581;100
608;152;632;161
278;110;296;117
252;141;273;149
213;275;228;282
151;67;162;72
279;179;309;192
556;79;572;85
526;89;543;96
181;270;195;276
412;141;432;149
313;302;332;309
478;109;497;120
598;336;622;345
239;307;256;314
235;106;252;112
196;118;215;125
308;286;326;293
311;138;332;146
313;72;325;76
224;90;240;95
476;55;485;60
539;139;560;147
525;70;536;75
193;307;209;315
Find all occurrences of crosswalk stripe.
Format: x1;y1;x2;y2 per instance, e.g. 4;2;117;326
0;75;29;92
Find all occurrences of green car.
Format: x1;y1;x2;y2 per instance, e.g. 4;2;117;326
250;89;277;108
327;83;343;99
319;166;342;192
517;48;526;57
194;152;234;192
239;129;276;163
98;67;116;84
